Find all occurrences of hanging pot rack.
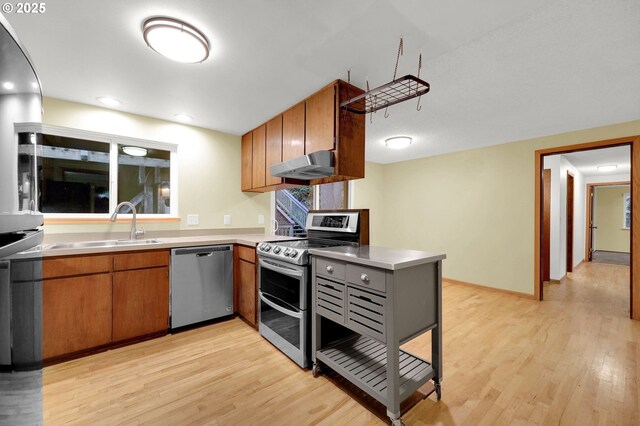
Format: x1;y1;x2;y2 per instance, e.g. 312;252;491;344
340;37;429;116
339;74;430;114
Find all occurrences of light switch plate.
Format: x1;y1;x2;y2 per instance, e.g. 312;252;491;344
258;215;264;225
187;214;199;226
223;215;231;225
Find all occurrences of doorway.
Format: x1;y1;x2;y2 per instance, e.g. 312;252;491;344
586;181;631;264
534;136;640;320
566;172;574;273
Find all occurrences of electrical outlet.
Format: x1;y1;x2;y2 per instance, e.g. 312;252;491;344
187;214;199;226
223;215;231;225
258;215;265;225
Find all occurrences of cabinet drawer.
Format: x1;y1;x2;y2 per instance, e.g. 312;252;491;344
316;258;346;281
238;245;256;263
113;250;169;271
347;287;386;343
43;255;112;279
346;264;386;293
316;278;346;324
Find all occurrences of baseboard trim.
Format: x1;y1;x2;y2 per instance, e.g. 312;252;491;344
593;250;631;254
443;277;536;300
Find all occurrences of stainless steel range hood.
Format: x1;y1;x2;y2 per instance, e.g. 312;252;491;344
270;150;334;180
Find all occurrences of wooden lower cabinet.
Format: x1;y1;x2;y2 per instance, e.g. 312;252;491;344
42;249;171;362
43;273;112;359
237;258;257;327
112;267;169;341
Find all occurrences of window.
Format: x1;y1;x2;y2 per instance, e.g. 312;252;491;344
117;144;171;214
623;192;631;229
274;182;349;237
27;125;177;217
40;134;110;213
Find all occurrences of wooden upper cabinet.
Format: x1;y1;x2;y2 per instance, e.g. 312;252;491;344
241;132;253;191
265;115;283;187
240;80;365;192
305;84;336;154
252;124;266;188
282;102;305;161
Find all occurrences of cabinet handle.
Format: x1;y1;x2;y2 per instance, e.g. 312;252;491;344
361;274;370;282
326;265;334;273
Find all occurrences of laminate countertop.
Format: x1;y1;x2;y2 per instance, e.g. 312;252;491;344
308;245;446;270
42;234;299;257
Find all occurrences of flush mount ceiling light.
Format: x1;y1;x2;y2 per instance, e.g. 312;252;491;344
2;81;15;90
122;146;148;157
385;136;413;150
143;17;209;63
96;96;122;107
597;164;618;172
174;113;193;122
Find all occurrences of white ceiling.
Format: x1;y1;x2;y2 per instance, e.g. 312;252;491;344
562;146;630;177
5;0;640;164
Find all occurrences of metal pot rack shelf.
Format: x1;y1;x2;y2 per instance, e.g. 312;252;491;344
339;74;430;115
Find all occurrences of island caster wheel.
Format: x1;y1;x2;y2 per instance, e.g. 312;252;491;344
312;363;321;378
390;418;406;426
435;382;442;400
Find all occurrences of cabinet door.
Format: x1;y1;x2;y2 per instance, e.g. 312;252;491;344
305;84;336;153
112;267;169;341
241;132;253;191
282;102;305;161
237;259;257;327
43;273;112;359
252;124;266;188
265;115;283;186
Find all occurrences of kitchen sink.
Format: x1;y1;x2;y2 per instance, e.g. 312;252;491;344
46;239;162;250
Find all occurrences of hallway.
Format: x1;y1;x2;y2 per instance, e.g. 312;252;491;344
544;261;630;317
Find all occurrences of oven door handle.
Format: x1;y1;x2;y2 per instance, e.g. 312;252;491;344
259;292;303;319
258;258;304;278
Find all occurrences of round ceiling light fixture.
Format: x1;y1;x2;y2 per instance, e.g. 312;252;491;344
174;113;193;122
96;96;122;107
143;17;209;63
385;136;413;150
597;164;618;172
122;146;148;157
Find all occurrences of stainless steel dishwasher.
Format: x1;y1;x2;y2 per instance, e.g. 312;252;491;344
170;245;233;329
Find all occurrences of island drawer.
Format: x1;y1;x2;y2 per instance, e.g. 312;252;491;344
346;286;386;343
316;258;346;281
316;278;346;324
346;264;386;293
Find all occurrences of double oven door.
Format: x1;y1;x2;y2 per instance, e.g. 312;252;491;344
257;256;309;368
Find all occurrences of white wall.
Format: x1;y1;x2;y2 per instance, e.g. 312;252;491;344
584;173;630;185
543;154;585;279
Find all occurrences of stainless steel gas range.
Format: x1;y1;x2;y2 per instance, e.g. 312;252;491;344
257;210;367;368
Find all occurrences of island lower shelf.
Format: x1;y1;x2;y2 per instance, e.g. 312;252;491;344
316;334;434;405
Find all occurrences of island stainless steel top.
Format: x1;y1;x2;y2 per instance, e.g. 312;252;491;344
308;245;446;270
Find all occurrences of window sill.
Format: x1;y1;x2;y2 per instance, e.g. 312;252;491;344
44;215;180;224
622;227;631;231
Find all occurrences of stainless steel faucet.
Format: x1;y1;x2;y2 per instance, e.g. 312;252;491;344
110;201;145;240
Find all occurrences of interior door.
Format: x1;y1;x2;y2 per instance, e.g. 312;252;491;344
587;185;596;261
566;172;574;272
542;169;551;281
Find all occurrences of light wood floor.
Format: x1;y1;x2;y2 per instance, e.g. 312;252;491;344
43;262;640;425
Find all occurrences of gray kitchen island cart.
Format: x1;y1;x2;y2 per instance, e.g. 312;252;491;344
309;246;445;426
